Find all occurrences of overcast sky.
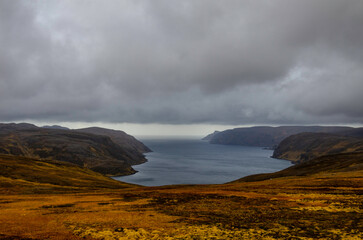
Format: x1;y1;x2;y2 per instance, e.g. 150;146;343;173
1;0;362;135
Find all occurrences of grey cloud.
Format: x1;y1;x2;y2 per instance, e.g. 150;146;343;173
0;0;362;125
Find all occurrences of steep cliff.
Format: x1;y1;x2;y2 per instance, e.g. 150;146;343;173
201;131;220;141
76;127;151;165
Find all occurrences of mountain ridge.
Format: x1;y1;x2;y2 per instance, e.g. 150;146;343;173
204;126;363;147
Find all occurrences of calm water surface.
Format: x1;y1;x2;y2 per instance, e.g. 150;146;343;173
115;137;291;186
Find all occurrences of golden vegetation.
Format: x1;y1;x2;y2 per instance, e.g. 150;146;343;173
0;154;362;239
1;171;362;239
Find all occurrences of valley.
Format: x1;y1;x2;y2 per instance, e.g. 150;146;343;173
0;124;362;239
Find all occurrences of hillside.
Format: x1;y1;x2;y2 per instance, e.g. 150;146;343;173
0;154;133;194
0;123;149;176
205;126;363;147
272;132;363;163
237;151;363;182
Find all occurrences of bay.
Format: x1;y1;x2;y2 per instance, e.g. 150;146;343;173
114;137;291;186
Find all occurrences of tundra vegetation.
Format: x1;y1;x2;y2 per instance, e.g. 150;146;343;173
0;153;362;239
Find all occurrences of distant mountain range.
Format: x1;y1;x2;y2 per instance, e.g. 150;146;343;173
204;126;363;148
0;123;151;176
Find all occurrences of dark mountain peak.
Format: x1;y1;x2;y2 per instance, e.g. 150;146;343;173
79;126;125;132
42;125;70;130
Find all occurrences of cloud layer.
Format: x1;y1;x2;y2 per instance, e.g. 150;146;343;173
1;0;363;125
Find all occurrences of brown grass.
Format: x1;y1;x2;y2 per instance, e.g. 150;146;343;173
0;169;362;239
0;154;362;239
0;154;134;194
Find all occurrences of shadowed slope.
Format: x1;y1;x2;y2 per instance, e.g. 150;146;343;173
76;127;151;165
272;132;363;163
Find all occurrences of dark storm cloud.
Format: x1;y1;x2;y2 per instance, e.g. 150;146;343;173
0;0;362;125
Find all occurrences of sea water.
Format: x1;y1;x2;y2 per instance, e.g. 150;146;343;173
114;137;291;186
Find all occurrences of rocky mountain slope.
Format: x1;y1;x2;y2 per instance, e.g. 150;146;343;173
205;126;363;147
271;132;363;163
0;123;150;176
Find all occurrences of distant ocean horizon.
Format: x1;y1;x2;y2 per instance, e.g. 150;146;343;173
114;137;292;186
